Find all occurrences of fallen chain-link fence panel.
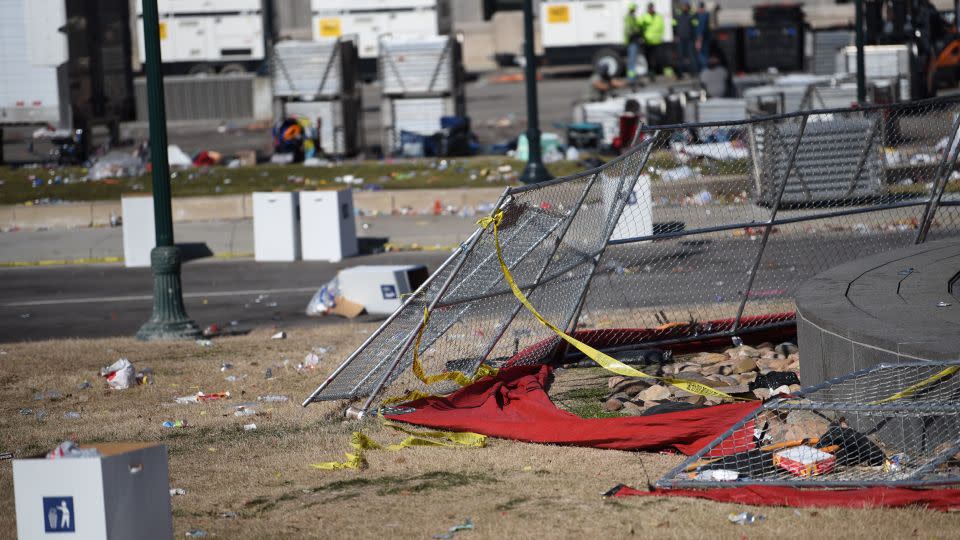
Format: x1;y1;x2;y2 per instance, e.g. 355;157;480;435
304;95;960;414
658;361;960;487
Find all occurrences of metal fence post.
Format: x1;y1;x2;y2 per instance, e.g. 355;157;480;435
733;114;809;333
354;191;514;415
916;112;960;244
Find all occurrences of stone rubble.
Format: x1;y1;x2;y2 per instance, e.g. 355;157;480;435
601;342;801;415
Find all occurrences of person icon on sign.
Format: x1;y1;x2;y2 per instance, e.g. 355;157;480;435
57;500;71;529
47;506;57;530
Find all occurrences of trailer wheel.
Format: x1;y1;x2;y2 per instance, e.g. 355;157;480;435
593;48;623;78
219;63;247;75
186;64;217;76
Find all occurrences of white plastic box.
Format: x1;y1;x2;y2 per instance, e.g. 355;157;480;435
13;443;173;540
299;190;357;262
338;264;429;315
253;192;301;262
121;196;156;268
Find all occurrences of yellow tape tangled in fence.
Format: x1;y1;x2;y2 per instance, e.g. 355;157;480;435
871;366;960;405
478;210;741;402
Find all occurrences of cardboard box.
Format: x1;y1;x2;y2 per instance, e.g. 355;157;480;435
13;443;173;540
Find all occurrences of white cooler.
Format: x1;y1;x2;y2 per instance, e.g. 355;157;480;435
338;264;429;315
299;190;358;262
253;192;301;261
13;443;173;540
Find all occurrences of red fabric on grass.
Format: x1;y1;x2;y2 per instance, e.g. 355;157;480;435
611;485;960;511
386;364;760;454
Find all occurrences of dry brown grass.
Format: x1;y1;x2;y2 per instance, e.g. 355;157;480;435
2;325;959;539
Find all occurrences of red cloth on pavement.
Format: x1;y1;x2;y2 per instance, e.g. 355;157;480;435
386;364;761;455
610;484;960;511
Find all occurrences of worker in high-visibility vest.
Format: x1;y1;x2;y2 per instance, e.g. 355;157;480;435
637;2;665;82
624;3;644;83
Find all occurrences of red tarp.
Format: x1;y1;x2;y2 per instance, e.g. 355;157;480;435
386;364;761;454
609;485;960;511
385;360;960;511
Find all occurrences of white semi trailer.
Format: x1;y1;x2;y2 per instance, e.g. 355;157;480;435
539;0;673;75
310;0;452;81
0;0;133;164
134;0;266;75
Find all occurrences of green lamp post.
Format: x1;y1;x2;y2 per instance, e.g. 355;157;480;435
136;0;201;341
519;0;553;184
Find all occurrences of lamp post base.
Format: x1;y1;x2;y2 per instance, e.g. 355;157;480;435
520;160;553;184
136;246;202;341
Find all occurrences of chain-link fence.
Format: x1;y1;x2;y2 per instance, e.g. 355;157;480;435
304;96;960;413
659;361;960;487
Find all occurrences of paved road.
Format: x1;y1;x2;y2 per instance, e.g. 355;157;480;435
0;251;451;343
0;226;924;344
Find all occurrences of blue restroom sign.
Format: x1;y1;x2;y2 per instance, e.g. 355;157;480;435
43;496;75;533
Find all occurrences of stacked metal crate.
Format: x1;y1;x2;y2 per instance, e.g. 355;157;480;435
379;35;465;156
271;38;360;157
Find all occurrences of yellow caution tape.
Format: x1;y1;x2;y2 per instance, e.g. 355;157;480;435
380;307;499;406
310;421;487;470
478;211;740;402
871;366;960;405
411;307;499;387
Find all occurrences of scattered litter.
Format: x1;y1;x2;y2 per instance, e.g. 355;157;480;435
271;331;287;340
101;358;135;390
196;339;214;347
0;452;13;461
305;278;339;316
937;301;952;307
301;352;321;370
884;453;909;472
77;381;92;390
86;150;144;180
265;368;274;380
170;488;187;496
34;390;62;401
243;423;257;431
219;511;239;519
137;367;154;386
18;408;32;415
47;441;100;459
175;391;231;404
233;406;256;417
728;512;765;525
432;519;474;539
64;411;81;419
167;144;193;169
221;363;234;371
693;469;738;481
35;410;47;421
659;166;697;182
257;395;289;403
162;420;186;428
185;529;208;538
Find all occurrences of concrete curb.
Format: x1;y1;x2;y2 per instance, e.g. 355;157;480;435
0;187;508;231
